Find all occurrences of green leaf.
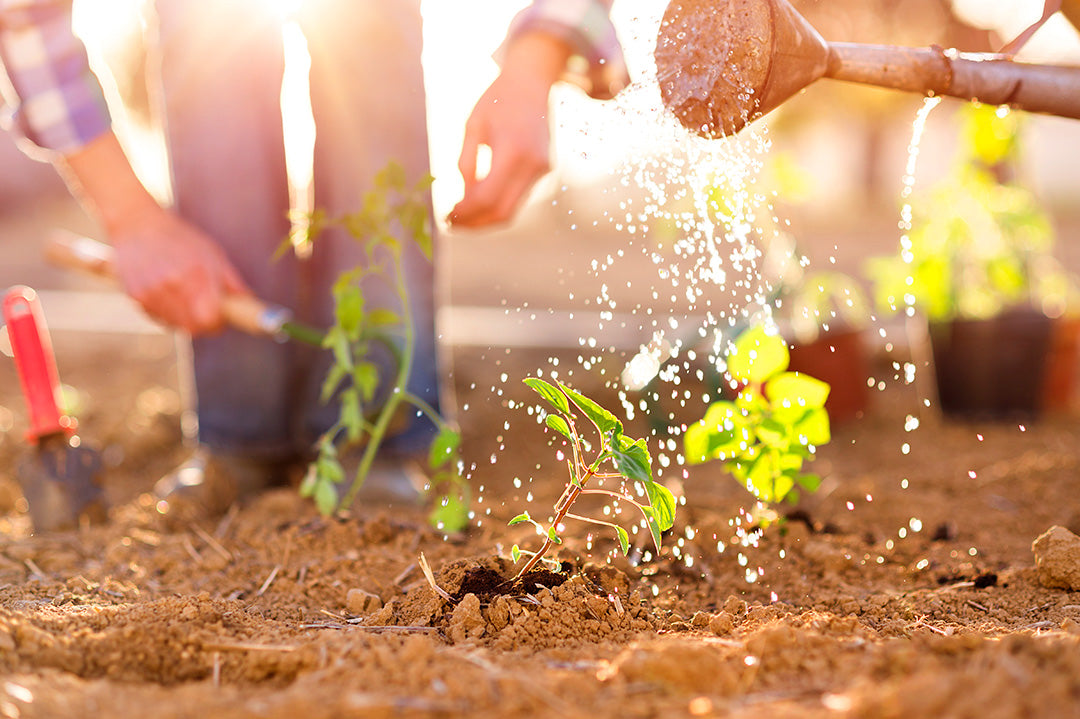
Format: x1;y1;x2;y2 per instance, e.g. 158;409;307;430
727;326;789;384
746;453;780;502
430;492;469;532
320;362;348;403
794;407;831;446
755;417;788;448
414;226;433;261
428;427;460;469
796;473;822;493
317;454;344;484
545;414;573;440
615;525;630;555
644;481;676;532
376;160;406;191
558;382;620;436
523;377;570;414
324;326;354;372
508;512;532;526
314;479;339;516
684;401;747;464
511;545;522;562
642;509;663;554
414;172;435;193
772;473;796;504
298;468;318;498
766;371;831;410
341;388;363;442
735;386;768;415
354;362;379;403
332;276;365;340
547;526;563;545
612;435;652;484
367;308;401;327
683;421;713;465
401;202;432;259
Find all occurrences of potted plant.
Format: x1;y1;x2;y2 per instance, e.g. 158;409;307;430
867;104;1079;418
777;269;872;423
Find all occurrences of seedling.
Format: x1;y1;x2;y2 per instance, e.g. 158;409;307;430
510;378;677;579
684;325;830;507
295;162;469;531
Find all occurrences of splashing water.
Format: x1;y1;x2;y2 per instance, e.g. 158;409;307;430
472;19;953;585
465;7;790;569
872;95;944;545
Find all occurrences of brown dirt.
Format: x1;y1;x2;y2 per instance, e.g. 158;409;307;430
3;180;1080;717
2;327;1080;719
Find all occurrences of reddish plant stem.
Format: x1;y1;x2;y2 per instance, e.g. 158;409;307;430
514;468;596;579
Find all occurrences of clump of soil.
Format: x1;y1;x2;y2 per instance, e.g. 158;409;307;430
4;336;1080;718
367;556;658;649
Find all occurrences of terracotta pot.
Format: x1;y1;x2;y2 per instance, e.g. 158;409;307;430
787;326;870;424
1041;316;1080;413
929;309;1055;419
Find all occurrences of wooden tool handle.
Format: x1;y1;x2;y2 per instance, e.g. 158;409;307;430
45;232;288;337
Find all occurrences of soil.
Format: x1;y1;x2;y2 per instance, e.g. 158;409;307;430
3;196;1080;718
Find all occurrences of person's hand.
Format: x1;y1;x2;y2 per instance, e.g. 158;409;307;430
58;132;249;335
110;206;249;335
448;32;572;228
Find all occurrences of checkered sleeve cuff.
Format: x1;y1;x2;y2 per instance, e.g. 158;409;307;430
502;0;629;100
0;1;111;156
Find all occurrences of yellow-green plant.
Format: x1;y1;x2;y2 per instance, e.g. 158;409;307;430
684;325;831;506
868;104;1074;322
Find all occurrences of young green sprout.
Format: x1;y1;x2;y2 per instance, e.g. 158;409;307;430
684;325;831;507
510;378;677;579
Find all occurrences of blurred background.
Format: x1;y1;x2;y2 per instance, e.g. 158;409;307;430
2;0;1080;368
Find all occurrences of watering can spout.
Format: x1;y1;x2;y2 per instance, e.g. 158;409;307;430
657;0;1080;138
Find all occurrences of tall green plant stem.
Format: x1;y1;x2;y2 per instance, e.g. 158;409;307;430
340;254;414;510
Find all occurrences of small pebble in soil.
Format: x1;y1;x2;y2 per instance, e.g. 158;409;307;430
346;588;383;615
1033;526;1080;591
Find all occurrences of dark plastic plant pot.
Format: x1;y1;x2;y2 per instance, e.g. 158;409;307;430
787;326;870;424
929;309;1055;419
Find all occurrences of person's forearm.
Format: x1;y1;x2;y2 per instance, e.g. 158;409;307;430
55;131;162;240
501;30;574;89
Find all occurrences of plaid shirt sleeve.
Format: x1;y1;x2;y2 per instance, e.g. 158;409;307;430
503;0;629;100
0;0;111;156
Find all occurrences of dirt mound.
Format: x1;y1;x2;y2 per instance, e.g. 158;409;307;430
365;556;657;650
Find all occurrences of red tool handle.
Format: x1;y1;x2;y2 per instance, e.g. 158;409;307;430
2;286;71;443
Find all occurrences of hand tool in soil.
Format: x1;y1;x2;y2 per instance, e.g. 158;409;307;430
655;0;1080;138
45;232;324;346
2;286;106;531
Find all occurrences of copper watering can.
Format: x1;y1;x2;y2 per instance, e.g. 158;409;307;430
655;0;1080;137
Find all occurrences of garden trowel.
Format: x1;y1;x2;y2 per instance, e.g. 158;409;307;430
2;286;106;531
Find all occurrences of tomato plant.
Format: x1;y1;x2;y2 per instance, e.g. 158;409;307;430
510;378;677;578
295;162;468;531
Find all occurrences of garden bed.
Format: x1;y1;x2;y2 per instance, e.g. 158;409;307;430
1;334;1080;718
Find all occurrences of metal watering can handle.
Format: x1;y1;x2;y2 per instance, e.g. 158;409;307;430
826;43;1080;122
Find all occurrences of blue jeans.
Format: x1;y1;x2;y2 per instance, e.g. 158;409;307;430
153;0;440;462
